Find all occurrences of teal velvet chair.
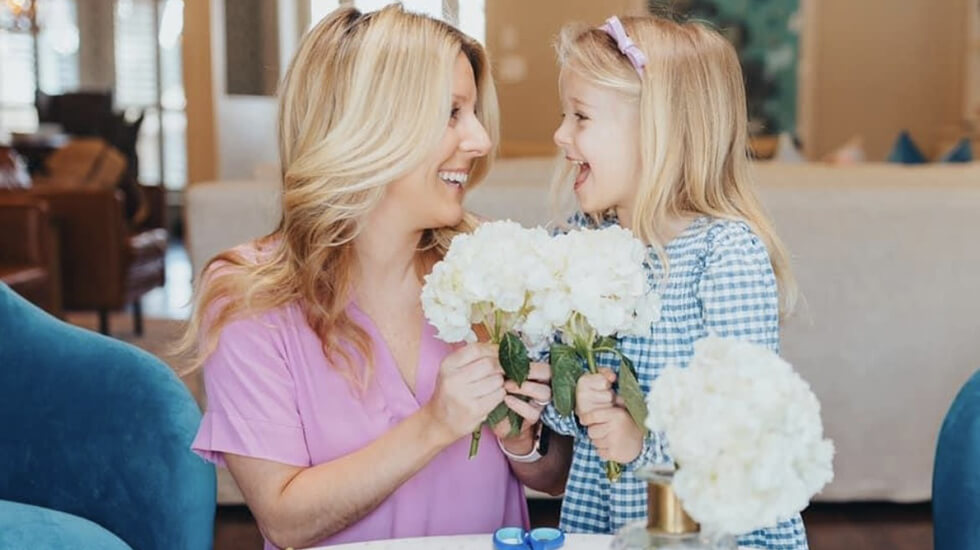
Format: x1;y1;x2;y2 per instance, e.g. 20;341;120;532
933;369;980;550
0;283;216;549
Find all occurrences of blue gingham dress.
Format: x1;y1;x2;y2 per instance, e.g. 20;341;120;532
541;213;809;549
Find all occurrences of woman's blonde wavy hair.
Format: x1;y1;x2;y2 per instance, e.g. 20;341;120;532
174;5;499;388
553;14;797;316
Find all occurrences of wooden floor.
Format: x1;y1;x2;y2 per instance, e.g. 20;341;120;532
802;502;932;550
214;500;933;549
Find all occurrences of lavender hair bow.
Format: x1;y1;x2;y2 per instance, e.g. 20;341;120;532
599;16;647;77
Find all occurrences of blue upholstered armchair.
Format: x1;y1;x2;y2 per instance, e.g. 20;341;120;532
933;369;980;550
0;283;215;549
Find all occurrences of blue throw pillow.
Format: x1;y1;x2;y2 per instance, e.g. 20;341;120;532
887;131;927;164
938;138;973;163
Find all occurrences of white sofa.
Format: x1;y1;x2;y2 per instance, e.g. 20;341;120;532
185;159;980;503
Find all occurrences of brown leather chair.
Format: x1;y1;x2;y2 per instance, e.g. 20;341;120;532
28;184;168;335
1;142;167;335
0;195;61;316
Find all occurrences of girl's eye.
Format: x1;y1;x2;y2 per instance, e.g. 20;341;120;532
575;112;588;121
450;106;461;121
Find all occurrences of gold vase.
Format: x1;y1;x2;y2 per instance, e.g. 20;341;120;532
610;467;736;550
646;471;700;535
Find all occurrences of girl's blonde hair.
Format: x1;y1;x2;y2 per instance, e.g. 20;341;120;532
553;14;797;316
175;5;499;387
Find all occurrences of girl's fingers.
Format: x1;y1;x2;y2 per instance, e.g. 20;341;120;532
588;423;611;441
597;367;618;384
582;389;614;406
580;372;612;391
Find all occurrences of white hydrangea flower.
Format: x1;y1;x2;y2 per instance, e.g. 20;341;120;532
420;256;476;343
422;220;553;343
422;221;661;350
519;232;573;348
646;337;835;536
560;226;660;338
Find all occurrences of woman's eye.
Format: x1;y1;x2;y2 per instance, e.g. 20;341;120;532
450;107;461;121
575;112;588;121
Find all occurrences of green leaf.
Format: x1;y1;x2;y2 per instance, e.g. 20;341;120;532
550;342;578;362
499;332;531;386
617;354;648;434
596;336;617;350
509;394;532;436
551;343;584;417
487;401;523;437
487;401;510;428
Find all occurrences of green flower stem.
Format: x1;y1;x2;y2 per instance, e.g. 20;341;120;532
492;310;502;343
470;313;532;459
591;344;628;482
469;431;481;458
469;316;500;459
549;332;626;480
585;346;598;375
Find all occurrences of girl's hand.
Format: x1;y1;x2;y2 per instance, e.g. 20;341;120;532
580;405;644;463
575;367;617;419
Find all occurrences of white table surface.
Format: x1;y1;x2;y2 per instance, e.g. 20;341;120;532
307;533;614;549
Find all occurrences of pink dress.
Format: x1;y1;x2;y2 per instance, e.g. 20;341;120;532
191;285;528;548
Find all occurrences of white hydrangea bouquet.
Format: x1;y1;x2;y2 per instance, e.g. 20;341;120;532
645;336;835;536
422;221;662;476
421;221;555;458
540;226;661;482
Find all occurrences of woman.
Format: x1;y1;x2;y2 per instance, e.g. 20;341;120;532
177;6;570;549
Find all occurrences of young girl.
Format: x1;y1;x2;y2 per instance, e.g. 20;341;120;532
542;13;809;549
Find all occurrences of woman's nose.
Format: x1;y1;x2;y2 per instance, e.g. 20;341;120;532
462;117;492;157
